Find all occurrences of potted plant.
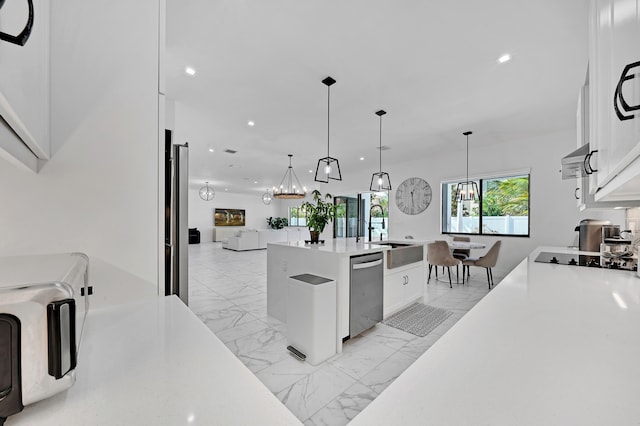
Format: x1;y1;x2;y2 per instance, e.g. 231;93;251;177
301;190;337;243
266;217;288;230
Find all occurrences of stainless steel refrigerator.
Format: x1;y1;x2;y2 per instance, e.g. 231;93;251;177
165;130;189;305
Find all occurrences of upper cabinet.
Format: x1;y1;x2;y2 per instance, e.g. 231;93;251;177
589;0;640;201
0;0;50;172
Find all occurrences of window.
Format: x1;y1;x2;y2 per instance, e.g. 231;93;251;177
288;205;307;227
442;174;529;236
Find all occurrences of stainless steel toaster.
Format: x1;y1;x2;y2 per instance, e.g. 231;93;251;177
0;253;90;421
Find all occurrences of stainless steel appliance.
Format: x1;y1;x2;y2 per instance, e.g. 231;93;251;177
165;130;189;305
600;227;635;269
349;252;384;337
0;253;90;422
574;219;611;252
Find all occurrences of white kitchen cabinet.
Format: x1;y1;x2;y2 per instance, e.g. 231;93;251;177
0;0;51;172
383;261;424;318
589;0;640;201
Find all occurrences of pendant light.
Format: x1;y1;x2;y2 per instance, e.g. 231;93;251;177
455;131;479;201
370;110;392;191
262;188;272;205
315;76;342;183
199;182;215;201
274;154;307;199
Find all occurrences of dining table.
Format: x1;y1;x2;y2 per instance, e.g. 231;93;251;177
448;240;486;250
432;239;487;283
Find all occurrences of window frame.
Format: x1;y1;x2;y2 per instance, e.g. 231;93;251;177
441;172;531;238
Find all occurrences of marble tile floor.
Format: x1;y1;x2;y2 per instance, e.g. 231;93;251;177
188;242;497;425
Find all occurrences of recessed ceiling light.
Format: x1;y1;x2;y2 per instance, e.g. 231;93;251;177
309;170;313;173
185;66;196;75
208;148;214;152
497;54;511;64
254;180;258;184
360;157;365;161
247;121;255;127
224;188;228;191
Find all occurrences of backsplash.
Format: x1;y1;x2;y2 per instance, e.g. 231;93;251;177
627;208;640;235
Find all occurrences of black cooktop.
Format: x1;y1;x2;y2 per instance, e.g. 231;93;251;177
534;252;601;267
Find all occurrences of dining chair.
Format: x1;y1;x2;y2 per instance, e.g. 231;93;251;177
451;236;471;278
462;240;501;289
427;241;461;288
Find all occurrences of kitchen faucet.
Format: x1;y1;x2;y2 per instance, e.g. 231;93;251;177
369;204;386;241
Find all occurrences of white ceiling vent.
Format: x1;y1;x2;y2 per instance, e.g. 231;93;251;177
224;149;238;154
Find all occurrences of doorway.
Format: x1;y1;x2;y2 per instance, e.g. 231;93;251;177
333;192;389;241
334;195;361;238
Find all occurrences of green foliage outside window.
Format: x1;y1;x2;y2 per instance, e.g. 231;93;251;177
482;177;529;216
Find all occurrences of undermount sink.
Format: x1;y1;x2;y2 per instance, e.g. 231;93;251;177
377;242;424;269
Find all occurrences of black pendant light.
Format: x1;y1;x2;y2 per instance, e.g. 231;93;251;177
274;154;307;199
455;131;479;201
315;76;342;183
370;110;392;191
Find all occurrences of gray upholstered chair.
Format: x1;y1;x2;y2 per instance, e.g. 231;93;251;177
452;235;470;259
462;240;501;289
451;235;470;278
427;241;461;288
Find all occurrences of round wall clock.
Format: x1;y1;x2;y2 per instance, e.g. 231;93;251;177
395;177;432;215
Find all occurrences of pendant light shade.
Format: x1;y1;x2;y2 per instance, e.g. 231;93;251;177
370;110;392;191
199;182;215;201
274;154;307;199
262;188;272;205
315;76;342;183
455;131;479;202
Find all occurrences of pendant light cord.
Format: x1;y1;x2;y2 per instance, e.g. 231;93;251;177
379;114;383;172
327;85;331;157
466;133;469;184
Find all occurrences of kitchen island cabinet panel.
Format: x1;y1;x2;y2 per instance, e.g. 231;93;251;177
383;262;424;317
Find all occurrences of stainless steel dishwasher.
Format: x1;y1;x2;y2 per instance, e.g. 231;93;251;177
349;252;384;337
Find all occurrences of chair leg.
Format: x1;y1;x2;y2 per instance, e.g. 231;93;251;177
456;265;459;284
489;268;494;288
428;264;432;283
485;268;491;289
447;267;452;288
462;265;465;284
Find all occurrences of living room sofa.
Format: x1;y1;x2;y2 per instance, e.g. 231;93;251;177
222;228;305;251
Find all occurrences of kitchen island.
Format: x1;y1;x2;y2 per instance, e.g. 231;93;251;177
350;246;640;425
267;239;391;352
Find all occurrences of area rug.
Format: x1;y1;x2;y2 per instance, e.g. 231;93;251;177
382;303;453;337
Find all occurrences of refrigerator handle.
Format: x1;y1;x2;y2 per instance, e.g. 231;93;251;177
165;243;174;296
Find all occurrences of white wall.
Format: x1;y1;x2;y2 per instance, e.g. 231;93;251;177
270;128;625;277
0;0;161;286
383;129;624;277
189;189;278;242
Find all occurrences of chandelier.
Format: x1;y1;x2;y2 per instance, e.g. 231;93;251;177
274;154;307;199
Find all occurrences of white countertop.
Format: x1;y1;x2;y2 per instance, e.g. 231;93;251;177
269;238;390;255
351;246;640;425
8;296;301;426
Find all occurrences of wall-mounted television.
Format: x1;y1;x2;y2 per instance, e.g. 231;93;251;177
214;208;246;226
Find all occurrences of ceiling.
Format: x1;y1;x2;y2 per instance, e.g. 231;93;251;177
166;0;588;195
